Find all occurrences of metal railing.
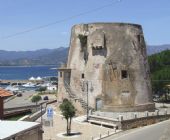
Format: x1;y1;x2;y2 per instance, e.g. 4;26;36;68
64;81;94;111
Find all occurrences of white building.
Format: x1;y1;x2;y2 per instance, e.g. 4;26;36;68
47;84;57;91
0;120;43;140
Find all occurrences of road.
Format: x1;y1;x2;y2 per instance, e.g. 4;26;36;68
4;90;56;109
104;119;170;140
4;90;36;108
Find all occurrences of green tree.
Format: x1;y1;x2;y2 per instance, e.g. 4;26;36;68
31;95;42;106
148;49;170;101
59;99;76;136
36;87;47;94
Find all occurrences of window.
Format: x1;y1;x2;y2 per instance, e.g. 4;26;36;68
121;70;128;79
60;72;62;78
137;34;140;43
92;47;107;57
82;73;84;79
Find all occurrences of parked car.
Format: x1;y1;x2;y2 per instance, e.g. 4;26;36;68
17;93;22;97
43;96;49;100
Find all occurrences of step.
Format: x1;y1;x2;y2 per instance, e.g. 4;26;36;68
88;120;117;128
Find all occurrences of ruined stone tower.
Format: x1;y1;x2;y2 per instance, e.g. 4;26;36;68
58;22;155;112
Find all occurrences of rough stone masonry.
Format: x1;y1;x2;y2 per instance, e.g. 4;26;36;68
58;22;155;112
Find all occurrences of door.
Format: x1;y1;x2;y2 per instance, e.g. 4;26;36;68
96;98;103;110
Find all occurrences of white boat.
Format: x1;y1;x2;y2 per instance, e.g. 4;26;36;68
5;85;19;92
22;82;36;88
39;82;51;87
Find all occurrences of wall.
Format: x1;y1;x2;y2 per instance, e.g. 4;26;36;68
121;114;170;130
0;97;3;119
89;113;170;130
9;126;43;140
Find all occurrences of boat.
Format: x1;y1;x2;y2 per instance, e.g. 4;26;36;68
5;85;19;92
22;82;36;88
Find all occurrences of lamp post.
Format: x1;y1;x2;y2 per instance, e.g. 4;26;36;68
86;81;89;121
82;80;93;121
40;102;43;124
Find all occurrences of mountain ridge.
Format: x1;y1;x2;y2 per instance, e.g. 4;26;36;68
0;47;68;66
0;45;169;66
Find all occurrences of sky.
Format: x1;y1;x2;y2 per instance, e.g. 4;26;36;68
0;0;169;51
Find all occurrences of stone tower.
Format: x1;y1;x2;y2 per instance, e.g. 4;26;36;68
58;22;155;112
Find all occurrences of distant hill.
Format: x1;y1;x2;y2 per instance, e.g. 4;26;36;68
0;49;55;60
147;44;170;55
0;47;69;66
0;44;169;66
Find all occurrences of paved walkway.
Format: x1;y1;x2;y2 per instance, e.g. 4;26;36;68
103;119;170;140
39;103;116;140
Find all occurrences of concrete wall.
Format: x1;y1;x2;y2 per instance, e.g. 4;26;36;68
0;97;3;119
9;126;42;140
58;22;154;112
89;113;170;130
121;114;170;130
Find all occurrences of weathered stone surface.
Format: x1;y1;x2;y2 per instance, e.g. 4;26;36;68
58;22;155;112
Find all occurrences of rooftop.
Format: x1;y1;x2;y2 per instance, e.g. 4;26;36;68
0;120;40;139
0;88;13;98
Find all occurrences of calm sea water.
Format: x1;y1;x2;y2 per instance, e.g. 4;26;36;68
0;66;57;80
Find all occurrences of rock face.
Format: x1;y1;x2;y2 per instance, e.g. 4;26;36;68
58;23;155;112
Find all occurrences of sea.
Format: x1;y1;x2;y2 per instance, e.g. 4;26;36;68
0;66;57;80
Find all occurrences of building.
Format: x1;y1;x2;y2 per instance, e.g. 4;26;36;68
58;22;155;112
47;84;57;91
0;120;43;140
0;88;13;119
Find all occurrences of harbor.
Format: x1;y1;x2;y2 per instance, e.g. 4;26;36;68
0;79;43;85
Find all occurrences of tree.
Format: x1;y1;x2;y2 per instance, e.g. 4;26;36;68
148;50;170;100
36;87;47;94
31;95;42;106
59;99;76;136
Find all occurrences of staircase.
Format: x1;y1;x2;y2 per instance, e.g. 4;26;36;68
64;81;94;111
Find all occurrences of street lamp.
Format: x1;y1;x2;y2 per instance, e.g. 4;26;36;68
82;80;93;121
40;102;43;124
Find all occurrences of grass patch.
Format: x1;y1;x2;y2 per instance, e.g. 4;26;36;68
6;112;31;121
159;105;168;108
38;91;57;95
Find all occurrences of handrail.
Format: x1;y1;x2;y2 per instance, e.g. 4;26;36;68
63;81;94;110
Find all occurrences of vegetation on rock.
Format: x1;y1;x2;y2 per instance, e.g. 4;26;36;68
78;34;87;47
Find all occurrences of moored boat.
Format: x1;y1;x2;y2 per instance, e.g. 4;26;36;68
22;82;36;88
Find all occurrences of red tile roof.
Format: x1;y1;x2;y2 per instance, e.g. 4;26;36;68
0;88;13;97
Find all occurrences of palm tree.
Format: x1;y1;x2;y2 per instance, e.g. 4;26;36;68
59;99;76;135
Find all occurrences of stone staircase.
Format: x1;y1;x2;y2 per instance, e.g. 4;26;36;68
64;81;94;111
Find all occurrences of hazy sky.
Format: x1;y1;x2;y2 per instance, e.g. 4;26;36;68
0;0;169;51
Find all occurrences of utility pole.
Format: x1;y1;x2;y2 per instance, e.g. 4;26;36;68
86;81;89;121
40;103;43;124
83;80;93;121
